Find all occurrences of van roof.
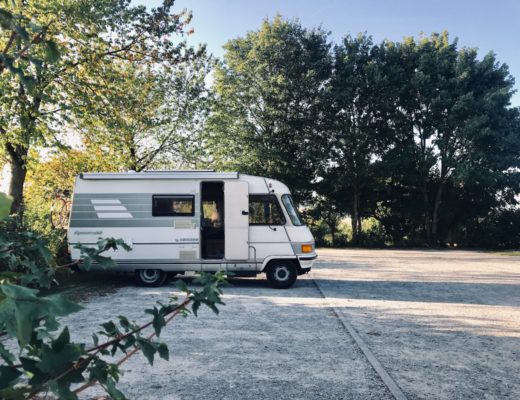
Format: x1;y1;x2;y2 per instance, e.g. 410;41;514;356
79;171;239;180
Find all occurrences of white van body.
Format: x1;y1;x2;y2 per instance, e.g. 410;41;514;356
67;171;316;288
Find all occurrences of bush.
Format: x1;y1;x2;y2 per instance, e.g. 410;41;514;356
458;208;520;249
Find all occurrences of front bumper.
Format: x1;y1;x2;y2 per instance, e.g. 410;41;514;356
297;253;317;273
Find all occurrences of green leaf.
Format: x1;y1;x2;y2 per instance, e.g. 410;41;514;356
44;40;60;63
105;377;127;400
14;25;29;41
0;386;27;400
53;326;70;351
0;284;81;346
0;366;22;390
21;75;37;94
48;380;77;400
157;342;169;361
0;343;16;365
136;338;156;365
37;342;83;373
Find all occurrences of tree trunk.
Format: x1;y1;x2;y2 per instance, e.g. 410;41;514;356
6;143;28;217
351;186;360;244
422;181;432;245
432;181;446;245
329;223;337;247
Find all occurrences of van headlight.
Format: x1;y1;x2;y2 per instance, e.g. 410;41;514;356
301;244;313;253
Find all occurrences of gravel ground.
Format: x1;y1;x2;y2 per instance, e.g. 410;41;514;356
314;249;520;400
61;249;520;399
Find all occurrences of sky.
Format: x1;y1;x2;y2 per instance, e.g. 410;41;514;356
136;0;520;107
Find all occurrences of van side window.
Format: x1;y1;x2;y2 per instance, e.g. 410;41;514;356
152;195;194;217
249;195;285;225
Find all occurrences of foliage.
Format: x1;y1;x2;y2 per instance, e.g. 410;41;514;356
0;216;54;287
0;221;226;399
0;0;199;215
0;192;12;218
458;208;520;249
75;55;214;172
375;33;520;245
22;149;116;262
324;33;390;243
206;15;332;202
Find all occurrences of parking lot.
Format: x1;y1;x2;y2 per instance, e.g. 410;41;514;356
70;249;520;399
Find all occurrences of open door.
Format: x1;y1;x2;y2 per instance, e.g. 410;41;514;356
224;181;249;260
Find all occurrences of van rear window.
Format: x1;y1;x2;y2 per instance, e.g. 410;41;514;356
152;195;194;217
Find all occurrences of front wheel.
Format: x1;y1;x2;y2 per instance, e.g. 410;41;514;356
135;269;166;287
266;261;297;289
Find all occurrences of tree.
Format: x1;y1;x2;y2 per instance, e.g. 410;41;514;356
0;0;196;216
74;55;213;172
324;34;390;243
205;16;332;201
378;33;520;245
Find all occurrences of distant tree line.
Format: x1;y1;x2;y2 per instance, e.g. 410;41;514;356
1;4;519;249
205;17;520;248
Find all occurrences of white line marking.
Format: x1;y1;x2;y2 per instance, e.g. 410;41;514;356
93;206;127;211
96;212;133;219
91;199;122;204
312;278;408;400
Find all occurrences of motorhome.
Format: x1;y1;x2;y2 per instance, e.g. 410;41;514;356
67;171;317;288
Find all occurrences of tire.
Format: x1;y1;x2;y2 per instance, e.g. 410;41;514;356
135;269;166;287
266;261;297;289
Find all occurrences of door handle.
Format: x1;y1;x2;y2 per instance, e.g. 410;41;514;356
241;210;249;215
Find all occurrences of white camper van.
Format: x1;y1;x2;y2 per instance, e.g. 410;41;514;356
67;171;316;288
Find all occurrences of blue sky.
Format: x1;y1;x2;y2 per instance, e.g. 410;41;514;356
136;0;520;106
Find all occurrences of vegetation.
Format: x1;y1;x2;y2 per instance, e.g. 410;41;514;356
1;6;519;247
206;19;520;248
0;223;226;399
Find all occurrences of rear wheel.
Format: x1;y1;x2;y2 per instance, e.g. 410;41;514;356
135;269;166;287
266;261;297;289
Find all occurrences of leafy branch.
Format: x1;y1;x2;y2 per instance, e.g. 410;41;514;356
0;221;226;399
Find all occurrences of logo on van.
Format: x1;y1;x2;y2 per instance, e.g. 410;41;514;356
175;238;198;243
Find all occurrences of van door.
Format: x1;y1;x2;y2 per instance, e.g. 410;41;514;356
224;181;249;260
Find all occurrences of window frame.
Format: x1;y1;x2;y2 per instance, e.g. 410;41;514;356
152;194;195;217
281;194;303;226
248;194;286;226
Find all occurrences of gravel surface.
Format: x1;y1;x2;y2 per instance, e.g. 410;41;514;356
314;249;520;400
62;249;520;399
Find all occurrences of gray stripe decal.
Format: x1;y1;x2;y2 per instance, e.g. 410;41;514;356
74;193;158;199
69;220;192;228
72;204;153;212
70;242;199;245
71;211;200;219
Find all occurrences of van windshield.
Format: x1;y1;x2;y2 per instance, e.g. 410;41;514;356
281;194;303;226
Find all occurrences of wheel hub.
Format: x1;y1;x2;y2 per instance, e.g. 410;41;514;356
141;269;159;283
274;266;290;281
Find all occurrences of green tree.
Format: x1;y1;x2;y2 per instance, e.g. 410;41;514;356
0;0;195;216
206;16;332;201
324;34;390;243
378;33;520;245
74;55;213;172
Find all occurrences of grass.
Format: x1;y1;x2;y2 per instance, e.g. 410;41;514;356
494;251;520;256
